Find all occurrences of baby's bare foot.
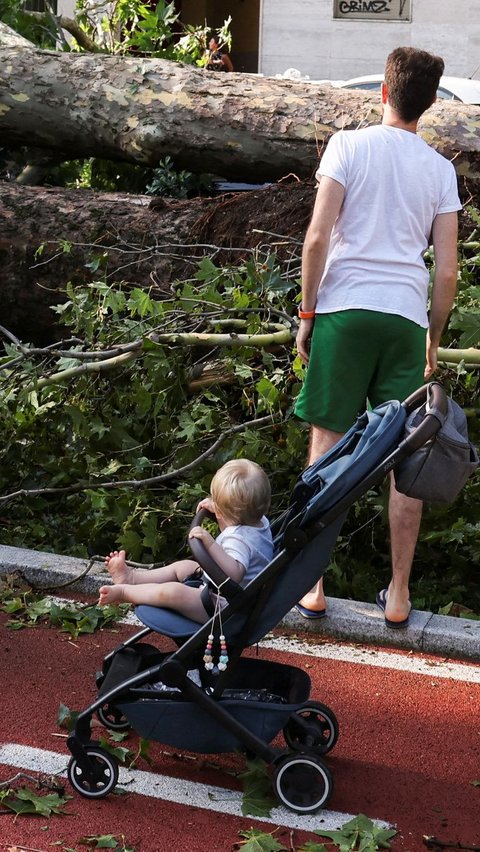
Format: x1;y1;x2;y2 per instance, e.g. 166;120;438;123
104;550;133;584
98;584;126;606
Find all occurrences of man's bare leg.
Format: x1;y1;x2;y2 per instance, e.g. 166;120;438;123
384;476;423;624
297;424;344;613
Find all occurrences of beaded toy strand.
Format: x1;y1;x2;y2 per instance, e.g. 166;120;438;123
203;580;229;674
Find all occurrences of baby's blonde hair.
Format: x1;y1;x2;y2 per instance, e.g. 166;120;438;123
210;459;271;526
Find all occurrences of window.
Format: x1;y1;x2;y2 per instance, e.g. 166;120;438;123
23;0;58;12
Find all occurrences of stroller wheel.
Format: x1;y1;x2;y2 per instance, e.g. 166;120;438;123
67;746;119;799
273;753;333;813
283;701;339;755
97;703;130;731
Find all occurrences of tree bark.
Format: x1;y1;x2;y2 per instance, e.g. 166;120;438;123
0;180;314;343
1;179;478;345
1;44;480;182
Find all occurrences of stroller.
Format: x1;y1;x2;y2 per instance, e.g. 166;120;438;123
66;382;450;813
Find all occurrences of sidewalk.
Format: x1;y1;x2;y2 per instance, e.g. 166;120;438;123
1;543;479;663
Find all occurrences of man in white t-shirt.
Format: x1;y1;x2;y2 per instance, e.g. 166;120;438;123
294;47;461;628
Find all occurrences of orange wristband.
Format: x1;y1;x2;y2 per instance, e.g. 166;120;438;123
298;307;316;320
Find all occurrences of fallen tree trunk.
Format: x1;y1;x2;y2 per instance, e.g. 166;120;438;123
1;179;478;344
1;44;480;182
0;180;314;343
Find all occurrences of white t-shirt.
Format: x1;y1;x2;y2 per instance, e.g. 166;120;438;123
215;516;273;586
315;125;462;327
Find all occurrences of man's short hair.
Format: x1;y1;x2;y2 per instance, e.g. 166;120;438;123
385;47;445;122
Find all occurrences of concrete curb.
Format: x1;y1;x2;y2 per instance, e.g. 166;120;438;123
1;544;479;663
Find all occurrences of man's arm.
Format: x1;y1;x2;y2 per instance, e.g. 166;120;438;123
296;176;345;363
425;211;459;378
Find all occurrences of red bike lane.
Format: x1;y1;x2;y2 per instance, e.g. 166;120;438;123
1;606;479;852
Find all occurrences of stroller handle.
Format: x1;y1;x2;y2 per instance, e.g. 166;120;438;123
188;508;243;600
400;381;448;452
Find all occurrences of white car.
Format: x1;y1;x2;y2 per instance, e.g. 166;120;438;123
338;74;480;104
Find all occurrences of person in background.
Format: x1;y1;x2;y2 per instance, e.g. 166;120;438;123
205;34;234;72
294;46;461;628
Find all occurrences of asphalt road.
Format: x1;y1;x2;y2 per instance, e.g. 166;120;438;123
1;603;479;852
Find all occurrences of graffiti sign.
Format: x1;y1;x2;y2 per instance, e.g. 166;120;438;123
333;0;411;20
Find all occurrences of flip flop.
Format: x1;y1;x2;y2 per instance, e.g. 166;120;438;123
376;588;411;629
295;603;327;620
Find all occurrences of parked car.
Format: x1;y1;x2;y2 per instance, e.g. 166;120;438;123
338;74;480;104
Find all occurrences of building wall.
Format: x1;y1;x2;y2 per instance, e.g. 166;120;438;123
58;0;75;15
259;0;480;81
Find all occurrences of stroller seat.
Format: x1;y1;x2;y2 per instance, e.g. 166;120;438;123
136;604;202;639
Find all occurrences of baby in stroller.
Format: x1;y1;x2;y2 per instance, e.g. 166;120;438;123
98;458;274;625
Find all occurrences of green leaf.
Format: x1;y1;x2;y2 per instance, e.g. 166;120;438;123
119;529;143;558
131;385;152;416
80;835;119;849
2;596;25;613
140;511;159;552
194;257;219;282
25;597;52;620
370;827;399;849
237;828;287;851
137;738;153;765
79;829;135;850
98;737;132;763
316;814;397;851
57;702;80;731
102;458;125;476
238;758;276;817
234;363;254;379
108;729;129;743
2;787;71;817
256;377;280;407
449;307;480;348
127;287;159;318
93;836;119;848
176;411;199;441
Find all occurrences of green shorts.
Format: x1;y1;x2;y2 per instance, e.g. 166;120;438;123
294;310;426;433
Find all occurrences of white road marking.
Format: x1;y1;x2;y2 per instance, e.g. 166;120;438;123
259;635;480;683
0;743;389;831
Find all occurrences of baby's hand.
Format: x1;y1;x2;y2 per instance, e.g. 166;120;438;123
196;496;215;514
189;526;215;550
